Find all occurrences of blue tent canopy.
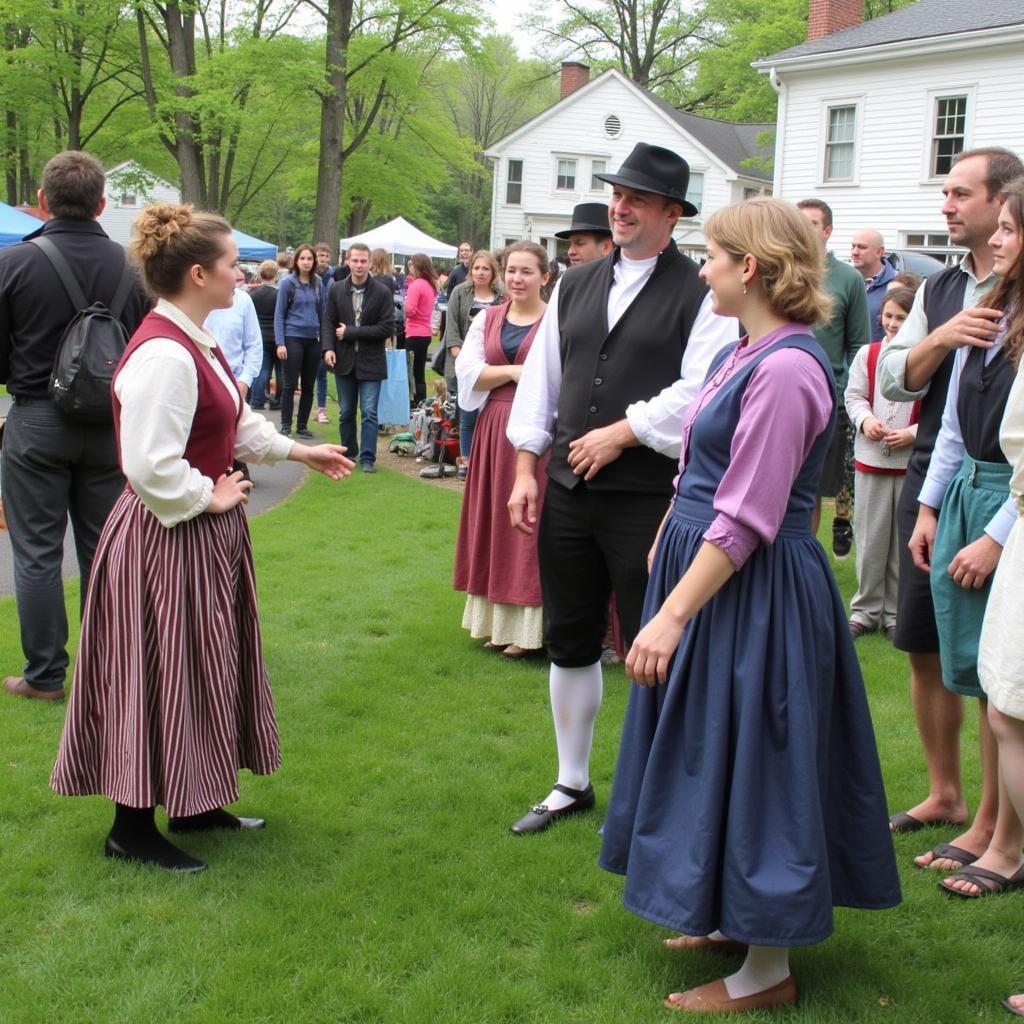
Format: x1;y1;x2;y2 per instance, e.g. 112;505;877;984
0;202;44;248
232;228;275;261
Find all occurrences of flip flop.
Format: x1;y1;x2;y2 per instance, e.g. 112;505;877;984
889;811;962;833
939;863;1024;899
914;842;980;870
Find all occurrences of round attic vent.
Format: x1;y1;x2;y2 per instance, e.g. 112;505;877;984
604;113;621;138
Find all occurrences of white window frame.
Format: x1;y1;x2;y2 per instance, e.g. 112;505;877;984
555;156;578;192
684;170;705;217
818;97;863;187
589;158;609;193
505;159;523;206
921;86;975;183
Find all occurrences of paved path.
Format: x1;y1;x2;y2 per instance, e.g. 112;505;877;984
0;398;306;598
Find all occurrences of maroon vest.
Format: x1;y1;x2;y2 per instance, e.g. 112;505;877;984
482;301;542;403
112;309;242;481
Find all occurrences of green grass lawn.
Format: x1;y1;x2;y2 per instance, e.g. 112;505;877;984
1;462;1020;1023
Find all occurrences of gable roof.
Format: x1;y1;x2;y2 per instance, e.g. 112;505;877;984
643;91;772;182
760;0;1024;64
487;68;772;182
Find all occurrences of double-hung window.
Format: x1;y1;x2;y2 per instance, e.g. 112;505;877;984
506;160;523;205
823;104;857;182
556;158;577;191
931;95;967;177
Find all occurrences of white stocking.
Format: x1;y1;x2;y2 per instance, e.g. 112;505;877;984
724;945;791;999
542;661;603;810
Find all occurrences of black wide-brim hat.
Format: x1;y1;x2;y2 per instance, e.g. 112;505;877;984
554;202;612;240
596;143;698;217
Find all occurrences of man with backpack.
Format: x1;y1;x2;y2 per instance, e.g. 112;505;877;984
0;150;150;701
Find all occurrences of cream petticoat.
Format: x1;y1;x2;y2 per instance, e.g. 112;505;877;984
462;594;544;650
979;517;1024;720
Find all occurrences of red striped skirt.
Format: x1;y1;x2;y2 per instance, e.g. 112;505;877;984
51;489;281;817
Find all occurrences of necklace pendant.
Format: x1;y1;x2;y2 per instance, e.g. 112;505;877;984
880;442;891;457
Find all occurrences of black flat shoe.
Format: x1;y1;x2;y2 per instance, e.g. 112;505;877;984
104;834;207;873
510;783;595;835
168;810;266;833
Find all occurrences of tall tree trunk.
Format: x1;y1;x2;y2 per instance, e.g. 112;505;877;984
4;110;16;205
163;2;207;207
313;0;352;248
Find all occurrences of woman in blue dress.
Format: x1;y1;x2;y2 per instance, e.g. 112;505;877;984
599;197;900;1013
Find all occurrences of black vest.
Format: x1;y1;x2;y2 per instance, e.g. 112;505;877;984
550;245;708;493
903;267;969;495
958;344;1015;463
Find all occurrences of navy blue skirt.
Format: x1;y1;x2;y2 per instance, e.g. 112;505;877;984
599;509;900;947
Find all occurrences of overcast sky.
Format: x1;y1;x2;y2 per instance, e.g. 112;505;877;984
489;7;535;57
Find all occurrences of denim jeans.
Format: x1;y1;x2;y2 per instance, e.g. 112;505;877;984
459;407;478;460
251;343;281;407
315;358;329;408
336;374;382;466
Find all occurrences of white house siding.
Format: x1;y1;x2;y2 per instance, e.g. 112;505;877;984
488;73;753;259
98;162;181;247
771;39;1024;260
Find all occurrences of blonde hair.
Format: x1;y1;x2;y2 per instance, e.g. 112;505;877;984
131;203;232;297
257;259;278;282
705;197;832;326
469;249;500;290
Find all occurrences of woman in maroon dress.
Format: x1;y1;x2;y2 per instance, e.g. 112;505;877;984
453;242;551;658
51;204;352;872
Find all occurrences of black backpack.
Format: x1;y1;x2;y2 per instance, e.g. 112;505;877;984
29;236;134;423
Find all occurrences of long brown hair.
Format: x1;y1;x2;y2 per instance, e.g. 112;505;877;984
291;243;317;284
502;241;552;302
982;175;1024;368
409;252;437;291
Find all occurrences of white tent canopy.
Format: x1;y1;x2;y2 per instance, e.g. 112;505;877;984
337;216;457;260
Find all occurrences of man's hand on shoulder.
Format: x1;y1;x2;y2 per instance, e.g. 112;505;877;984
567;419;638;481
931;306;1002;352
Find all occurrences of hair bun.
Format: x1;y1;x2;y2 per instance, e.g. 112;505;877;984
131;203;195;262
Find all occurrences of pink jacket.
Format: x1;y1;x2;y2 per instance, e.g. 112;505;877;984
404;277;436;337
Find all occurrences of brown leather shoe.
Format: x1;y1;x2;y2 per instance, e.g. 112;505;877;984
4;676;65;701
664;976;797;1013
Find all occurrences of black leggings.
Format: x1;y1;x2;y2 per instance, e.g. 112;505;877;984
280;336;320;430
405;335;431;405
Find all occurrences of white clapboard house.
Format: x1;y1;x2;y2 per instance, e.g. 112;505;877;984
484;65;773;260
754;0;1024;263
97;160;181;247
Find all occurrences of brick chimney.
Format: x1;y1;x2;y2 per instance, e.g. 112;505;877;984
808;0;863;40
560;62;591;99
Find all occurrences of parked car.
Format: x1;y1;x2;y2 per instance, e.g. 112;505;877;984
886;249;947;278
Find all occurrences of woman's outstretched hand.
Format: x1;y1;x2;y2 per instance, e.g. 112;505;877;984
290;443;354;480
208;470;254;513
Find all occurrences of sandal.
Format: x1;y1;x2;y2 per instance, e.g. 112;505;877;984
663;934;748;955
889;810;964;833
914;842;980;870
939;863;1024;899
482;641;505;651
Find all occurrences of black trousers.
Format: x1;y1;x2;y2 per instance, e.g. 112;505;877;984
538;479;669;667
280;336;320;430
405;335;431;404
2;399;124;690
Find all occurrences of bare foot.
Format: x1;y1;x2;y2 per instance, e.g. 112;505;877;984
914;825;991;869
892;795;968;832
941;851;1023;896
1004;994;1024;1015
663;934;746;953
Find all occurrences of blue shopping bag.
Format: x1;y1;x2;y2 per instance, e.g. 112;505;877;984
379;349;410;425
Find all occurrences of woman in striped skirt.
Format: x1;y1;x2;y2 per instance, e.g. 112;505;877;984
51;204;352;872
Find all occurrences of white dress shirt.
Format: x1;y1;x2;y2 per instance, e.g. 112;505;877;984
918;333;1017;544
203;286;264;388
506;261;738;458
878;255;998;402
116;299;293;528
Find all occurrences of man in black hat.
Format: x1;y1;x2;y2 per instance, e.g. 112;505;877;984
505;143;738;834
555;202;613;266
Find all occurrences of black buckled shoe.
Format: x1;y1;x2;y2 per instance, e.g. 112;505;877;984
510;783;595;835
